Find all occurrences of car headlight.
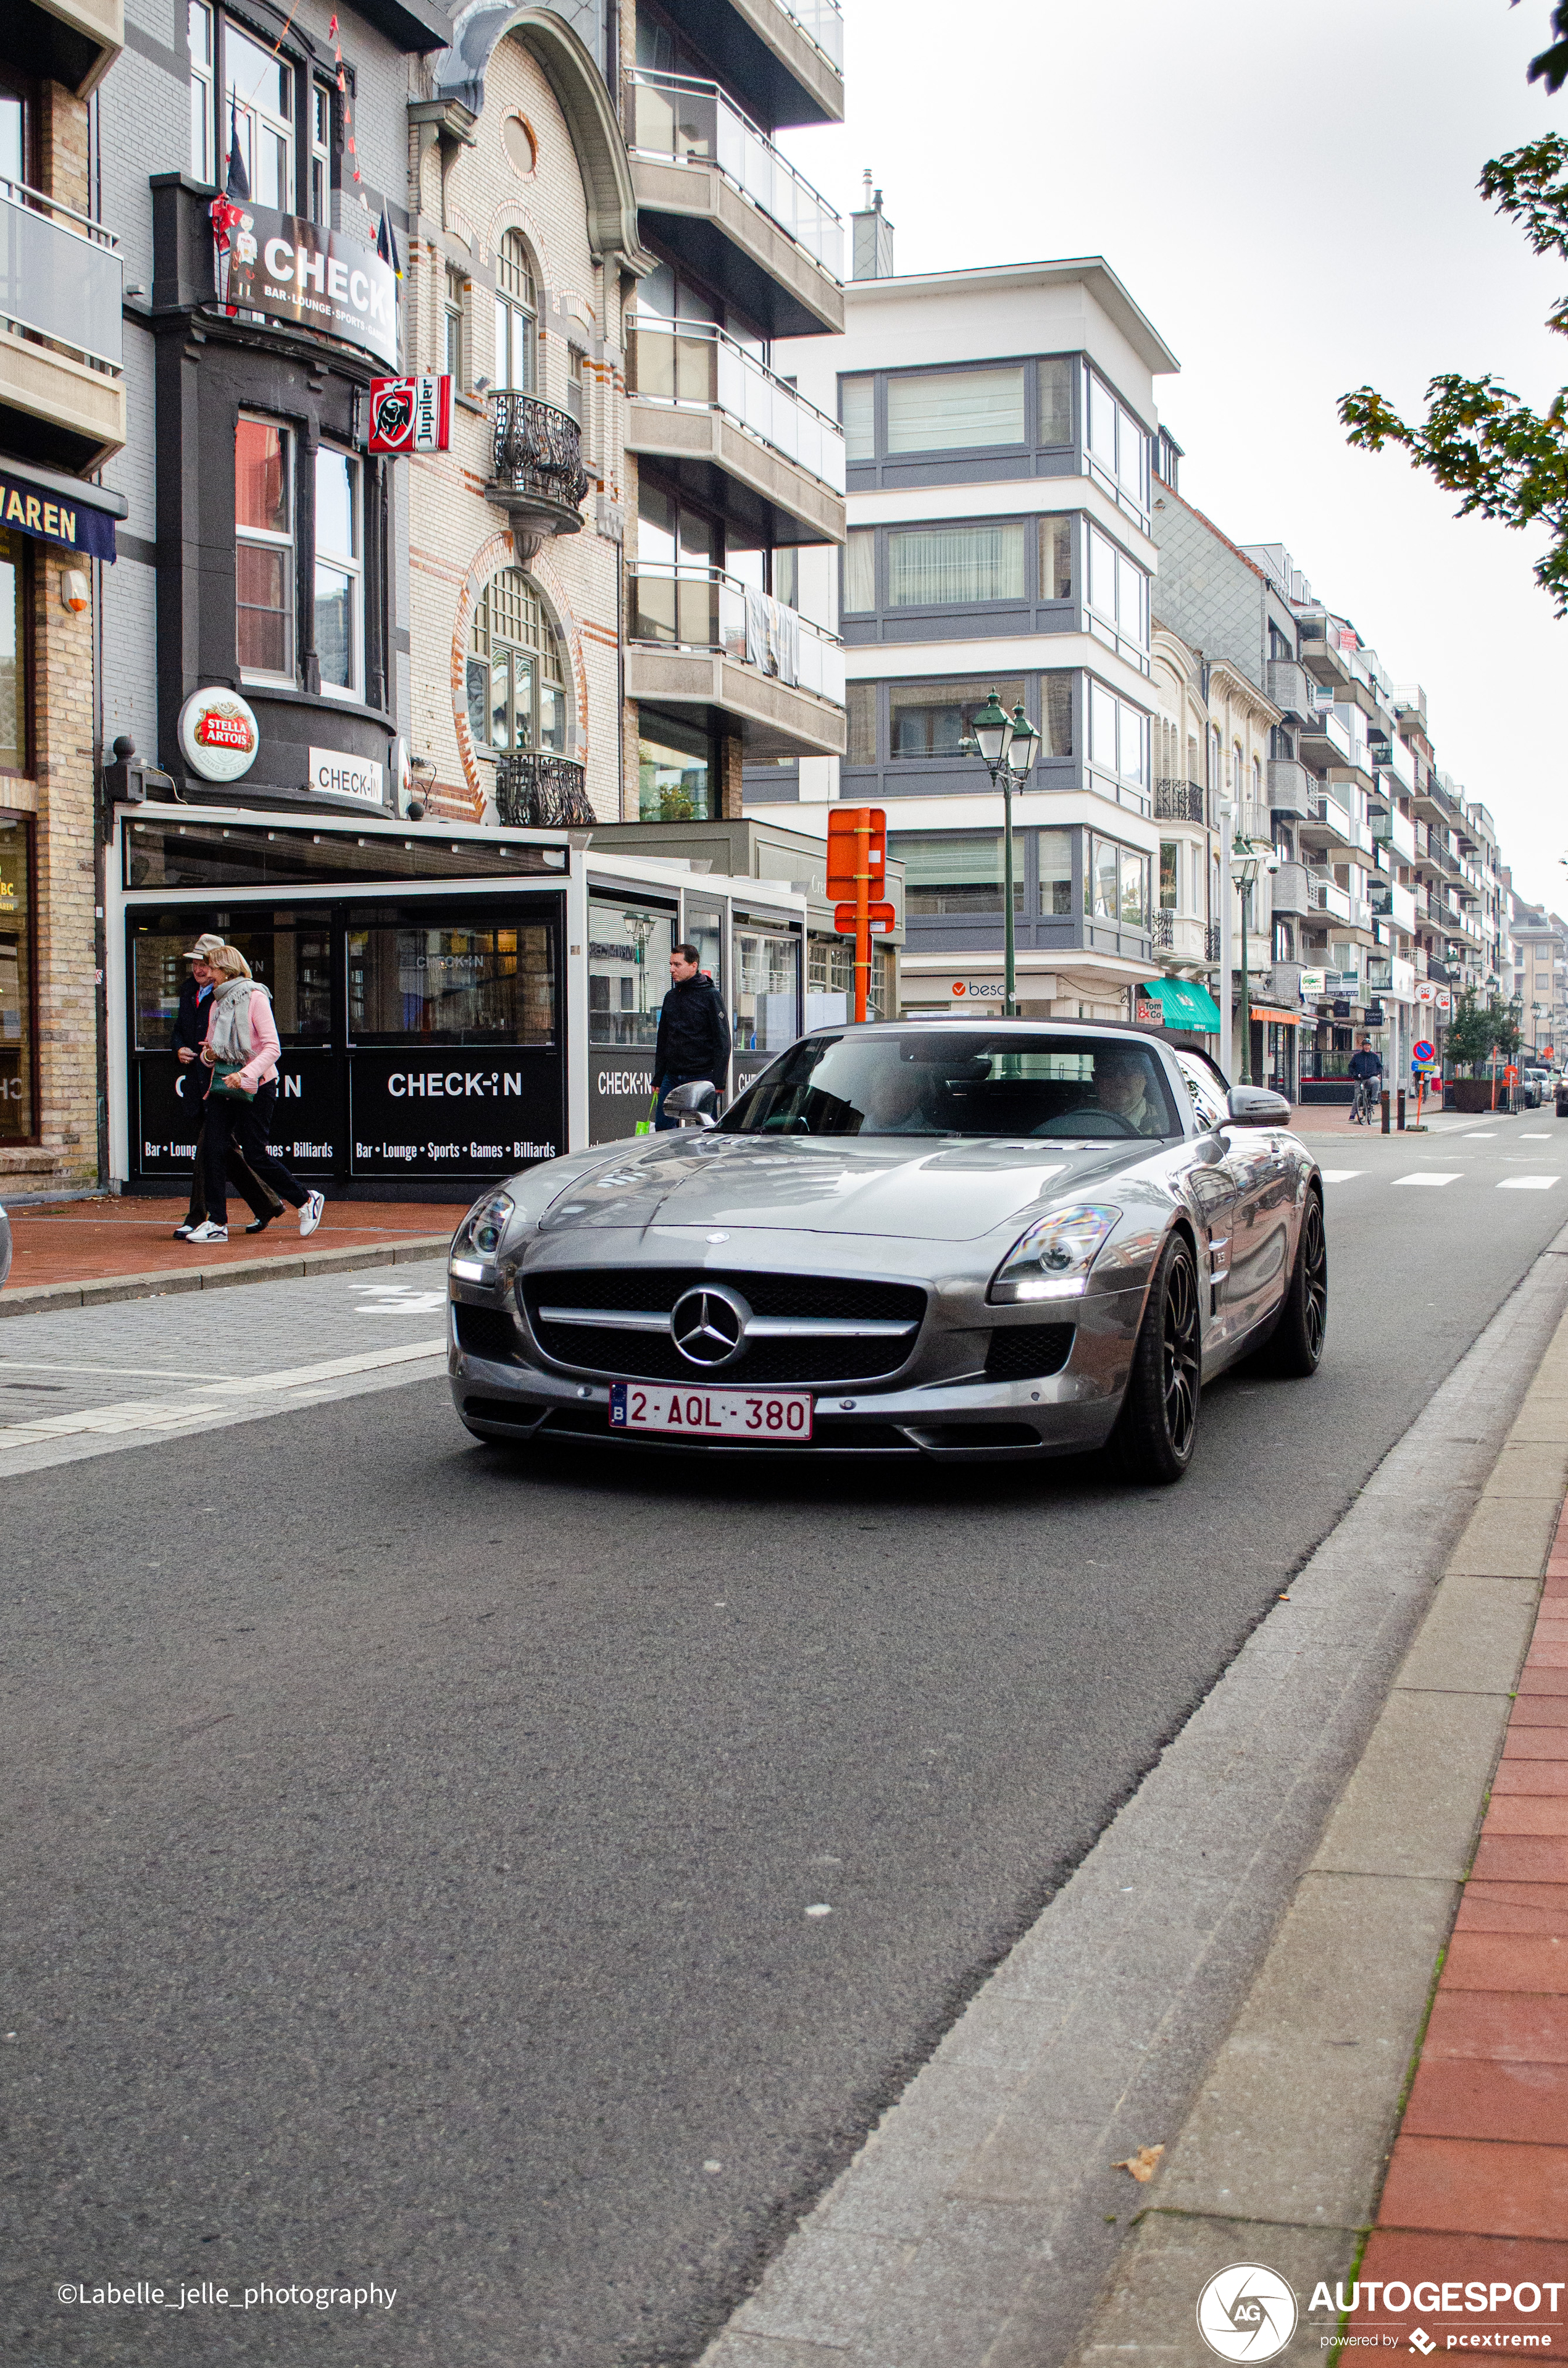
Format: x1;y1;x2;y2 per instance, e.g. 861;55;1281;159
988;1205;1119;1304
450;1187;515;1281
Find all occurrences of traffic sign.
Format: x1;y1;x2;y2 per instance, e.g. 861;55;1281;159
1412;1039;1435;1065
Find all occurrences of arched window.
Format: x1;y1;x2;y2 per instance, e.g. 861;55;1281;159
495;231;536;394
467;569;567;755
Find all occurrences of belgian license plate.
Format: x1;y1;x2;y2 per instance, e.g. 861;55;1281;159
609;1382;814;1441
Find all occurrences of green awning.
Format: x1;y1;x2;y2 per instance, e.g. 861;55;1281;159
1140;977;1223;1031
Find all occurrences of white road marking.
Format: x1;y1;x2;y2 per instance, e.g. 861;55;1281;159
1521;1132;1553;1139
1392;1173;1463;1188
0;1337;445;1452
1462;1132;1497;1139
1319;1169;1362;1184
1498;1176;1560;1190
350;1281;449;1315
0;1358;192;1379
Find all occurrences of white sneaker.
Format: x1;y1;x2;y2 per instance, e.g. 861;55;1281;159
299;1190;325;1239
184;1220;228;1243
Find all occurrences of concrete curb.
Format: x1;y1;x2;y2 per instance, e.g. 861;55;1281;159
0;1234;452;1318
1066;1302;1568;2362
693;1227;1568;2368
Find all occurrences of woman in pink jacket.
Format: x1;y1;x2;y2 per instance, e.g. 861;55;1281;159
185;945;325;1245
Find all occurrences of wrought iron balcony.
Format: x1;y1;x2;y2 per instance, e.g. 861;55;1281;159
494;751;596;829
1153;777;1207;826
488;393;589;558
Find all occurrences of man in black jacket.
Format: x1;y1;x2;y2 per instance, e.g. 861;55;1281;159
171;933;285;1238
653;944;730;1129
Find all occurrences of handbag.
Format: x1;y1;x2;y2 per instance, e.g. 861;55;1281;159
209;1060;257;1101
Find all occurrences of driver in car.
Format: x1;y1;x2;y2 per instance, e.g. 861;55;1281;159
1094;1047;1167;1136
856;1059;940;1134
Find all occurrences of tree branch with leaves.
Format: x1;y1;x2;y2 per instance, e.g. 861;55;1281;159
1340;125;1568;612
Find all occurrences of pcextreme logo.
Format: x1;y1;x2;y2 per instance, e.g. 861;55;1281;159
1197;2264;1298;2361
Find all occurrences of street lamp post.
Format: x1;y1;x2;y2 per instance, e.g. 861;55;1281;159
1228;834;1277;1085
967;690;1039;1018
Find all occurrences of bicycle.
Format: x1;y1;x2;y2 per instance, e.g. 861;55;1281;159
1349;1077;1375;1126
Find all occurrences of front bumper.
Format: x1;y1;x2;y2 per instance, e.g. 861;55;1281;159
447;1261;1148;1461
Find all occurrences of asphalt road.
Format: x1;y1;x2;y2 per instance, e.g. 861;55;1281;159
4;1118;1567;2367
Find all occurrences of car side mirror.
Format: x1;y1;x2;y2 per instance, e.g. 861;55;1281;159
664;1079;719;1129
1224;1085;1291;1129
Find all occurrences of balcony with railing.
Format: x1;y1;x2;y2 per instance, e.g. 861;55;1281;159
628;71;844;335
1153;777;1208;826
486;393;588;554
628;317;845;545
494;752;596;829
1372;881;1417;937
1306;869;1353;924
1373;803;1416;864
1270;861;1314;918
626;564;846;756
1299;704;1353;770
1266;758;1312;818
1151;907;1212;968
0;175;125;464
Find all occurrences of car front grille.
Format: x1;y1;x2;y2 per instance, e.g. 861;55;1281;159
519;1266;926;1388
984;1325;1076;1382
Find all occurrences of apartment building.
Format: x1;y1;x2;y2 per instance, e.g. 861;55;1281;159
1;0;127;1194
756;241;1180;1022
1511;897;1568;1055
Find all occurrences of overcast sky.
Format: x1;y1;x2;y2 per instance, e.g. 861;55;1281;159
778;0;1568;918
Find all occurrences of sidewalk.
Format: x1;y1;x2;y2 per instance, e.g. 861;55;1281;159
1348;1503;1568;2353
0;1194;455;1312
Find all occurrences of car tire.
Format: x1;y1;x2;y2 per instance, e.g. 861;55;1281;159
1255;1187;1328;1380
1110;1229;1202;1486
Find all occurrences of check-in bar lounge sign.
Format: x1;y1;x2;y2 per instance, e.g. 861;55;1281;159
223;204;398;369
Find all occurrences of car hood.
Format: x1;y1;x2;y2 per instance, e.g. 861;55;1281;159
533;1134;1155;1242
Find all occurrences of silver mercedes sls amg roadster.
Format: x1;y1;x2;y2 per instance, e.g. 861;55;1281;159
446;1020;1327;1484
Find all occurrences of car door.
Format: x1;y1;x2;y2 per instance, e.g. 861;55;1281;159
1172;1052;1240;1351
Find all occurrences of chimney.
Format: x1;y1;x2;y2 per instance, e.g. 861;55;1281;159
851;169;895;280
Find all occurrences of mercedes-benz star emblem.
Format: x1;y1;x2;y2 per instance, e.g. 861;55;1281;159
670;1285;750;1368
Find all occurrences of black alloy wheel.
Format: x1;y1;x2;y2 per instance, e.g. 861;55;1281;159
1110;1230;1203;1486
1256;1186;1328;1379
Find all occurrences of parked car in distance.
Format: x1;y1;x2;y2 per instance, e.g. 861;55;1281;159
446;1022;1328;1487
1556;1074;1568;1119
1520;1065;1551;1109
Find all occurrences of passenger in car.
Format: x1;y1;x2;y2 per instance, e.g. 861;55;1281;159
857;1061;941;1134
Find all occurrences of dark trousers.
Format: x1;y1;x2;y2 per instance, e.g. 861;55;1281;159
186;1088;285;1228
201;1081;310;1226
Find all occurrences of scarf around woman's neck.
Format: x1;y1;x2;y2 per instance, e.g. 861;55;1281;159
207;975;269;1065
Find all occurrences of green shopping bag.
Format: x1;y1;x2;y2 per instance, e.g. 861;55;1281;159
633;1092;658;1136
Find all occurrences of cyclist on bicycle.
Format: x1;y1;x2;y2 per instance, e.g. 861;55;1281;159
1348;1034;1383;1124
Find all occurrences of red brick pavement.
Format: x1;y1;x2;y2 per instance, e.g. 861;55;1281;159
1341;1512;1568;2353
2;1196;456;1292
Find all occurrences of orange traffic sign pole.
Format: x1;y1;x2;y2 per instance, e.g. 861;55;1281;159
854;808;870;1023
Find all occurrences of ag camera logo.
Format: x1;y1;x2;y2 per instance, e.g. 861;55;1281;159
1196;2263;1298;2361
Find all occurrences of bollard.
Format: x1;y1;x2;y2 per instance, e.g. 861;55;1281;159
1397;1087;1406;1132
1381;1087;1391;1134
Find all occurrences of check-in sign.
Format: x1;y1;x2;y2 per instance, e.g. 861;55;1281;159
309;747;384;804
223;204;398;367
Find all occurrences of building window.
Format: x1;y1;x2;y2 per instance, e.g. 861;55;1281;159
235;416;294;682
309;80;332;222
891;832;1021;915
1085;369;1148;509
314;445;362;698
889;676;1025;760
444;267;466;384
1087;526;1148;650
349;923;554;1044
638;709;712;821
224;19;293;210
188;2;214;182
1040;827;1074;916
1039;357;1073;446
841;374;874;461
588;899;673;1050
733;926;799;1055
467;569;567;755
566;343;585;425
886;521;1025;608
1040;514;1073;602
0;810;35;1142
1088;681;1149;787
496;231;536;393
885;366;1025;454
843;528;874;613
1159;841;1178;910
0;529;26;773
846;682;875;766
1041;672;1073;758
1085;836;1148;927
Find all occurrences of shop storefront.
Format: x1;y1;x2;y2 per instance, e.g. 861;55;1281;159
108;803;803;1192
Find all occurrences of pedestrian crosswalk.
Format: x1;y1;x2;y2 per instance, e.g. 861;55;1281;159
1319;1168;1559;1190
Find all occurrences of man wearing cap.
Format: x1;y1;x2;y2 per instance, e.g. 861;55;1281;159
171;935;283;1240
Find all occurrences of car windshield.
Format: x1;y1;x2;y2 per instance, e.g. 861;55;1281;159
720;1031;1183;1140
